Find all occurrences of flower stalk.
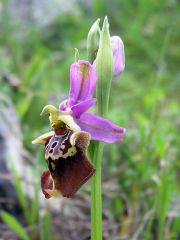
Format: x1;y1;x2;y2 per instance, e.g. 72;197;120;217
91;16;114;240
91;141;103;240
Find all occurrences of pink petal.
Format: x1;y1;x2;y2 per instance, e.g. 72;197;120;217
69;60;97;104
71;98;96;118
76;113;126;143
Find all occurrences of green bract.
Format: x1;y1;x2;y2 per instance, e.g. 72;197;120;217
87;18;100;63
95;17;114;116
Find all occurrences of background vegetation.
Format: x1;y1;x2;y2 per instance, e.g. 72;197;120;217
0;0;179;239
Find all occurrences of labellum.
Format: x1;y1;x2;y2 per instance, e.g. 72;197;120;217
32;105;95;198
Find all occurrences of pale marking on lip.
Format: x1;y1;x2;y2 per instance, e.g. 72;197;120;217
45;146;77;160
50;162;56;171
61;146;77;159
45;150;63;160
61;145;65;150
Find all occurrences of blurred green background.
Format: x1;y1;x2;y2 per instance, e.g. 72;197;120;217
0;0;179;239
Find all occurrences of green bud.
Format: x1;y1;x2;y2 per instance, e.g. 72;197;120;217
87;18;100;63
95;16;114;116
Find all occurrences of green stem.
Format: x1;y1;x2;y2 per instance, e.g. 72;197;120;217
91;142;104;240
90;17;113;240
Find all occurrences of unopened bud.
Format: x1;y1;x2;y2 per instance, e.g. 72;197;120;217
87;18;100;63
111;36;125;77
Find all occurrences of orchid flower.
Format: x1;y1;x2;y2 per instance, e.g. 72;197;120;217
32;18;126;200
59;60;126;143
32;60;125;199
32;105;95;198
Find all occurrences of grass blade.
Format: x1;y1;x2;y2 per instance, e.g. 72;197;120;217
1;211;30;240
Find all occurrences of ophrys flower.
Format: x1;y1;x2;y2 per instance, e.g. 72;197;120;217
32;105;95;198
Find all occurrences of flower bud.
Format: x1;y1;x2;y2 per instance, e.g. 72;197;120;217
111;36;125;77
95;16;114;116
87;18;100;63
